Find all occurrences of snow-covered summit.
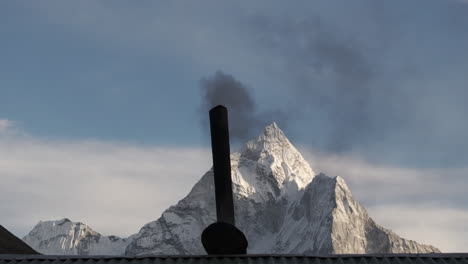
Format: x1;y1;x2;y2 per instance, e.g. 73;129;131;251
240;122;314;192
23;218;132;255
242;122;290;153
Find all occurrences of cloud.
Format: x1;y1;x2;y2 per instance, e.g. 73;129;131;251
369;205;468;252
0;132;211;238
0;119;14;133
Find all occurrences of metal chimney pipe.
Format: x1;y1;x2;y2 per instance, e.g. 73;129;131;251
201;105;248;255
209;105;235;226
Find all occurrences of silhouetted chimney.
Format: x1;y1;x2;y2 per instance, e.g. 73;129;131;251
201;105;248;255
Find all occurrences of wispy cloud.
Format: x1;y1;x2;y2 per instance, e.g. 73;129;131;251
0;119;14;133
0;129;211;238
369;205;468;252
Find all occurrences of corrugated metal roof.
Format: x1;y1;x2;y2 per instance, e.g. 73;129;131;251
1;254;468;264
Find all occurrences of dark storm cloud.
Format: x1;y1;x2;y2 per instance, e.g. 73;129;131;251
200;71;287;141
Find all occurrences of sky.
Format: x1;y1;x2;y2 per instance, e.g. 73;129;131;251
1;0;468;252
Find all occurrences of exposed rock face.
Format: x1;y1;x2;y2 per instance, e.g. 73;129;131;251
125;123;440;255
22;218;132;255
285;174;439;254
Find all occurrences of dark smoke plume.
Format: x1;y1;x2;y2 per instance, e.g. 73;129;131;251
311;30;375;151
200;2;468;166
199;71;286;142
199;16;378;150
248;16;380;152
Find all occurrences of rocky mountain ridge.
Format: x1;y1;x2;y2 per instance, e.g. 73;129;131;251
23;218;132;255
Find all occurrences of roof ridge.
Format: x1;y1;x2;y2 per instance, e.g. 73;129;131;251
2;253;468;260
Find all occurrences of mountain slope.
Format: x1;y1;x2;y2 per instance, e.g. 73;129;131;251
125;123;439;255
22;218;132;255
282;174;439;254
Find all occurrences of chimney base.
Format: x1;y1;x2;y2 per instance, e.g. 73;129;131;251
201;222;248;255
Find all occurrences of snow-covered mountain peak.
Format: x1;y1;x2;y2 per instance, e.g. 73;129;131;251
239;123;315;194
242;122;290;156
23;219;132;255
310;173;352;200
54;218;72;226
259;122;287;141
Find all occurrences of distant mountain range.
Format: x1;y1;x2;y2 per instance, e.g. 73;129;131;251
23;218;132;255
22;123;440;255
